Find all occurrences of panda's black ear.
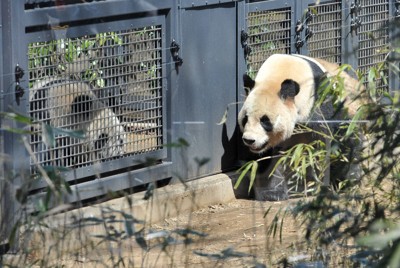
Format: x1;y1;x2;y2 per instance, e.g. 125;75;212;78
243;74;255;95
279;79;300;100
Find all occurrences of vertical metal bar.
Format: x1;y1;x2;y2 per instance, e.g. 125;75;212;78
307;1;342;64
358;0;390;95
236;0;247;161
1;0;27;252
245;1;294;74
0;0;6;250
342;0;359;69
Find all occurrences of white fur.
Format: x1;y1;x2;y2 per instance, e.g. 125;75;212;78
86;108;126;160
239;54;328;153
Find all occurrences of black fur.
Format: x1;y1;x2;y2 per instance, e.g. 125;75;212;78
241;115;248;128
243;74;255;93
71;95;93;121
292;55;326;93
260;115;273;132
279;79;300;99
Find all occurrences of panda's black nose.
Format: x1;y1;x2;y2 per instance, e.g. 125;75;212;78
242;137;255;146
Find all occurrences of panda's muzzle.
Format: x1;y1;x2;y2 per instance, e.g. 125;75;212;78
242;137;268;153
242;137;255;146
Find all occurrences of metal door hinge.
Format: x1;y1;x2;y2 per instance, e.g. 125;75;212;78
294;9;314;54
241;30;252;58
15;64;25;105
350;1;362;34
395;0;400;19
170;40;183;67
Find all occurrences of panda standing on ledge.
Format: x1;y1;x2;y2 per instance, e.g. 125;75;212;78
238;54;366;201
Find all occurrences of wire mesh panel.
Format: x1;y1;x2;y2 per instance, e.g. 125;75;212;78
358;0;390;94
307;1;342;64
28;26;163;175
246;8;292;75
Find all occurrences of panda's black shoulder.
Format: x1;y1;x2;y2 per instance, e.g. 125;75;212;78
291;54;326;85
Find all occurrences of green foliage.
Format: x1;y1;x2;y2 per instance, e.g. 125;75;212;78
28;27;159;92
234;160;257;193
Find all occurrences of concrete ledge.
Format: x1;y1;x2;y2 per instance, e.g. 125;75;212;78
53;172;236;226
18;173;237;260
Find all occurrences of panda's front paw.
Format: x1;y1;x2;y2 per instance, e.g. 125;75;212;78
254;188;289;201
253;167;289;201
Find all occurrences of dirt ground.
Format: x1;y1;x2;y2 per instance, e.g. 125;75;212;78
140;198;305;268
4;198;326;268
43;198;309;267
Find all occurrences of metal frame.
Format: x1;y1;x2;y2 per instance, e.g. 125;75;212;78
305;0;343;64
1;1;177;217
357;0;391;94
243;0;397;91
25;15;168;181
173;1;239;180
245;0;295;74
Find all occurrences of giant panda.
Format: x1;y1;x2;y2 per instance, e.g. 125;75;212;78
30;78;126;167
238;54;365;201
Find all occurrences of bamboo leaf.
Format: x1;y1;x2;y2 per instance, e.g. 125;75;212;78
195;157;210;167
0;112;33;124
388;243;400;268
368;68;378;100
174;228;208;238
234;161;254;190
279;209;287;242
248;161;259;193
217;106;229;125
263;206;273;218
301;158;307;178
124;219;135;237
357;228;400;249
52;127;86;139
133;227;148;250
306;146;315;170
345;109;363;137
292;144;304;168
1;127;32;135
42;123;56;148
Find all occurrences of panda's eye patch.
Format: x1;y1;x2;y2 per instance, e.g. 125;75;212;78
260;115;273;132
242;115;248;127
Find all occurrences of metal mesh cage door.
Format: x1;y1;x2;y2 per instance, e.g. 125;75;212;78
28;25;165;177
307;1;342;64
357;0;390;94
245;6;292;75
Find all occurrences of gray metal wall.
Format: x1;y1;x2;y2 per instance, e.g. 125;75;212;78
173;1;238;180
0;0;398;242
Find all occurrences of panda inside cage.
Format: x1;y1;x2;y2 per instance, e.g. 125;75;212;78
28;26;164;174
